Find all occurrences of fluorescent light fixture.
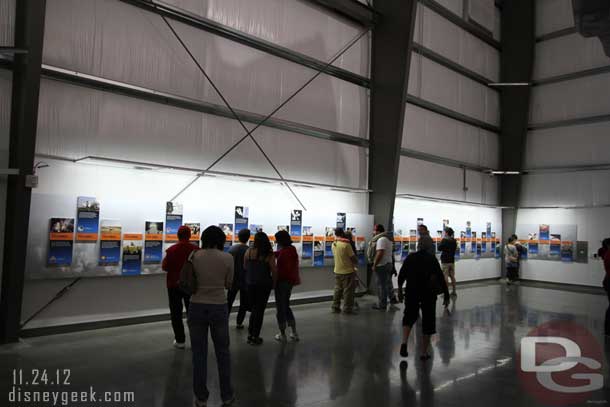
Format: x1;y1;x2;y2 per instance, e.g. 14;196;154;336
489;170;521;175
488;82;531;87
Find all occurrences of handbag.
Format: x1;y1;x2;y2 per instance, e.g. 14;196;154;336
178;250;198;295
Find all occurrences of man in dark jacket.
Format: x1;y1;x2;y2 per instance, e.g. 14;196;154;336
162;225;198;349
397;248;450;361
438;227;458;296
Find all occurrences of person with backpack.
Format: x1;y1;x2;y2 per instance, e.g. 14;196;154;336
438;227;458;296
396;245;450;361
505;235;520;285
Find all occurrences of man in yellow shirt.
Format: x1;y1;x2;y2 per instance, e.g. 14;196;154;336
331;228;358;314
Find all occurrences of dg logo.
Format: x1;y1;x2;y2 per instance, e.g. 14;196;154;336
518;320;604;406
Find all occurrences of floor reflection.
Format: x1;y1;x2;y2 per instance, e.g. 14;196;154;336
1;281;608;407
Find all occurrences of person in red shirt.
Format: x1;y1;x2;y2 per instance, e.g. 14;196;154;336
600;238;610;337
162;225;198;348
273;230;301;342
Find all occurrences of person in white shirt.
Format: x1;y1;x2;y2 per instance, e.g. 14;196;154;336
369;224;393;310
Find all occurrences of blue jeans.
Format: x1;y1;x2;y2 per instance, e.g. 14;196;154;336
275;281;296;332
188;303;233;403
375;263;392;308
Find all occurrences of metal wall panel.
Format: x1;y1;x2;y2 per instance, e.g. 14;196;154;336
409;53;500;125
468;0;495;33
414;3;500;81
526;124;610;168
535;0;574;38
397;156;499;204
521;170;610;207
530;72;610;123
403;103;499;169
0;0;15;46
36;79;367;188
43;0;368;138
161;0;370;77
534;33;610;80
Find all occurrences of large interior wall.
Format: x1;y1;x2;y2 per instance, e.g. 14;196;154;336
399;1;500;206
519;0;610;286
20;0;372;329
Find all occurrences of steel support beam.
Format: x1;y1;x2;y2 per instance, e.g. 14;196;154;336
368;0;418;229
498;1;535;268
533;65;610;86
119;0;370;88
0;0;46;344
535;27;577;43
302;0;377;27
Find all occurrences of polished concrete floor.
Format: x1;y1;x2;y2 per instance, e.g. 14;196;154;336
2;281;610;407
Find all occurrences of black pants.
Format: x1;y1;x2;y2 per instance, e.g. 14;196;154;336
168;287;190;343
227;286;250;326
248;284;272;338
604;276;610;335
507;266;519;282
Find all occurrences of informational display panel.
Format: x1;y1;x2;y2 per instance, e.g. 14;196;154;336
516;224;578;263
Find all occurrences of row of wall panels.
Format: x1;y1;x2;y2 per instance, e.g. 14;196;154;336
36;78;368;189
0;0;14;46
43;0;369;139
403;103;499;169
409;52;499;126
520;170;610;208
414;2;500;81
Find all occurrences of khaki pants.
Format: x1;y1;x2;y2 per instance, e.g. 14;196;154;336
332;273;356;312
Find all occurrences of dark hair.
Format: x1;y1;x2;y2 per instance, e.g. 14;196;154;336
253;232;273;260
274;230;292;248
445;227;454;237
237;228;251;244
201;226;226;250
334;227;345;237
375;224;385;233
177;225;191;241
508;234;518;243
603;238;610;250
418;224;429;231
344;230;353;241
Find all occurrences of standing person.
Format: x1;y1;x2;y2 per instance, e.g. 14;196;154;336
274;230;301;342
245;232;277;345
331;228;358;314
397;247;450;361
227;229;251;329
505;235;520;285
162;225;197;349
367;224;394;311
417;224;436;256
438;227;458;296
188;226;235;406
344;230;361;310
599;238;610;337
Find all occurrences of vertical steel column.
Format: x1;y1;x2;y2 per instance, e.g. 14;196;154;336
368;0;418;230
0;0;47;344
499;1;535;264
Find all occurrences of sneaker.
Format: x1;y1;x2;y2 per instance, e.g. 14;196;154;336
193;397;207;407
289;332;300;342
222;396;236;406
274;333;287;342
248;337;263;346
372;304;386;311
451;290;457;297
400;343;408;358
173;340;186;349
331;307;341;314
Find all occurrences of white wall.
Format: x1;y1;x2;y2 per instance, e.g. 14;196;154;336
43;0;369;139
517;208;609;287
393;198;503;282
